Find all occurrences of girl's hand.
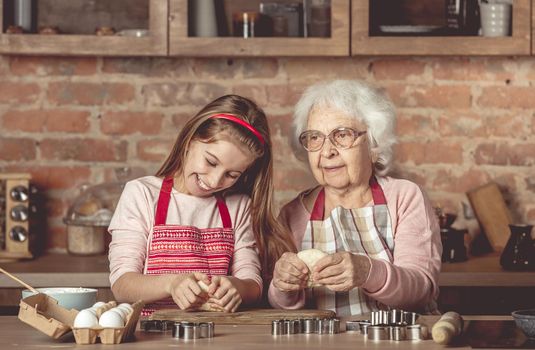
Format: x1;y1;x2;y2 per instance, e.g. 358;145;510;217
312;252;371;292
206;276;242;312
167;272;211;310
272;252;308;292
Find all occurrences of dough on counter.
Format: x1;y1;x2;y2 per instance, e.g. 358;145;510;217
197;281;225;312
297;248;328;287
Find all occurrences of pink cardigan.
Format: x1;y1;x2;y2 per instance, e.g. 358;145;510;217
268;176;442;312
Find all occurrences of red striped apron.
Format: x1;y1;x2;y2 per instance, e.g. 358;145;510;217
141;177;234;316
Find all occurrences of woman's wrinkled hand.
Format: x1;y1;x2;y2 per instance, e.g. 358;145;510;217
205;276;242;312
167;272;210;311
272;252;309;292
312;252;371;292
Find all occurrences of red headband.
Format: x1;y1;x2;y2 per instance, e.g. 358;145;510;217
209;113;265;145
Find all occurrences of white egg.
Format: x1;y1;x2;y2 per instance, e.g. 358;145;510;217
99;309;125;328
73;310;98;328
84;307;97;316
110;307;128;319
92;301;106;308
117;303;133;313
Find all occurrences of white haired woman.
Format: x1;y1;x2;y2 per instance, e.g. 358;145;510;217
268;80;442;316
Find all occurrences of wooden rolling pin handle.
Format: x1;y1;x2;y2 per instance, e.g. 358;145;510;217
432;311;463;345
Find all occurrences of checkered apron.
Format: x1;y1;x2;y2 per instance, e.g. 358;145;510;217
141;177;234;316
301;177;394;317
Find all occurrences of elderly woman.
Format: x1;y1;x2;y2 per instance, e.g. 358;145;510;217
268;80;442;316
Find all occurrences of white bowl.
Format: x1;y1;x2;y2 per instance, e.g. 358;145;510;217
21;287;97;310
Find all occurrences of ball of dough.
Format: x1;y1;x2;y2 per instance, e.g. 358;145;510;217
297;248;328;287
197;281;224;312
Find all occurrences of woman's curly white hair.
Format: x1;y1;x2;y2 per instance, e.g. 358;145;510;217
292;80;397;176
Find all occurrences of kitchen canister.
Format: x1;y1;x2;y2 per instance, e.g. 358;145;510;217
191;0;218;37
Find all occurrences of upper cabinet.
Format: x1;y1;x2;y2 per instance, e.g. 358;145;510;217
168;0;350;57
352;0;531;56
0;0;168;56
0;0;533;57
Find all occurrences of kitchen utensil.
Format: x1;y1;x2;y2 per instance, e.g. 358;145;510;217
345;320;360;332
500;224;535;271
432;311;463;345
22;287;97;310
0;266;38;293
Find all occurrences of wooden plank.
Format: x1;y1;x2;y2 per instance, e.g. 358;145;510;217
149;308;336;324
352;0;531;55
169;0;350;56
467;183;512;252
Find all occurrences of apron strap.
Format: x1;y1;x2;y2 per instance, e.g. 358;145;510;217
155;177;174;225
370;176;387;205
310;176;387;220
155;177;233;228
215;195;232;228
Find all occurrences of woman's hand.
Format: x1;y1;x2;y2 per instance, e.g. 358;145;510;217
206;276;242;312
166;272;211;310
312;252;371;292
272;252;309;292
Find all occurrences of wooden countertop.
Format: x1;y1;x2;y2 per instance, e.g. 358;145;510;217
1;253;535;288
0;315;514;349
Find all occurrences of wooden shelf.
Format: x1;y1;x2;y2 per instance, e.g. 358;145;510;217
351;0;532;56
0;0;168;56
169;0;350;57
439;253;535;287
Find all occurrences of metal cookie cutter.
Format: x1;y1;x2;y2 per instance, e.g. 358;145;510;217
328;318;340;334
390;326;407;341
302;318;317;334
271;320;283;335
172;321;214;340
141;319;175;332
317;318;330;334
367;325;389;341
283;319;299;335
345;320;360;333
359;320;371;335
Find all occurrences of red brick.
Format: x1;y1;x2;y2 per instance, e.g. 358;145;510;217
172;111;197;130
46;226;67;251
137;139;174;162
142;82;228;107
46;198;68;218
40;138;127;162
101;111;164;135
2;109;90;133
474;143;535;166
192;58;243;79
283;58;370;81
266;84;306;107
485;113;529;138
10;56;97;76
396;141;463;165
437;110;487;137
371;58;425;80
102;57;192;77
478;87;535;109
0;166;91;190
232;85;268;106
396;113;436;138
432;58;513;81
0;138;36;161
431;168;491;193
385;84;471;108
47;82;135;106
0;82;40;104
242;58;279;78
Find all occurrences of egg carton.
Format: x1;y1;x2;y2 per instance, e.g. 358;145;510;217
18;293;143;345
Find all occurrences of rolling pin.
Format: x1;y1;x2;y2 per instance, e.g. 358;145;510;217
431;311;463;345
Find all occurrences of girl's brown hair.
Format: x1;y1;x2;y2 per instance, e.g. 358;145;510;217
156;95;296;283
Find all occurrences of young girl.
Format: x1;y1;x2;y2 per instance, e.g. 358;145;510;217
108;95;295;315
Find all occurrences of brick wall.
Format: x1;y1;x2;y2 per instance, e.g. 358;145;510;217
0;56;534;252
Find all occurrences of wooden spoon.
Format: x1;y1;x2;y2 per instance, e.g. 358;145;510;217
0;267;39;293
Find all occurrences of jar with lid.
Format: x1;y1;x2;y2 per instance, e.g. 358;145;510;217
63;168;130;255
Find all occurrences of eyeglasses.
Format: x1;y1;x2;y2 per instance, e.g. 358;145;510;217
299;127;366;152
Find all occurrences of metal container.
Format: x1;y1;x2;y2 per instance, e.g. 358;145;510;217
406;324;423;340
391;326;406;341
271;320;283;335
328;318;340;334
359;320;371;335
367;325;389;341
283;319;298;334
199;322;214;338
302;318;317;333
345;320;360;333
181;323;201;340
317;318;330;334
390;309;404;325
